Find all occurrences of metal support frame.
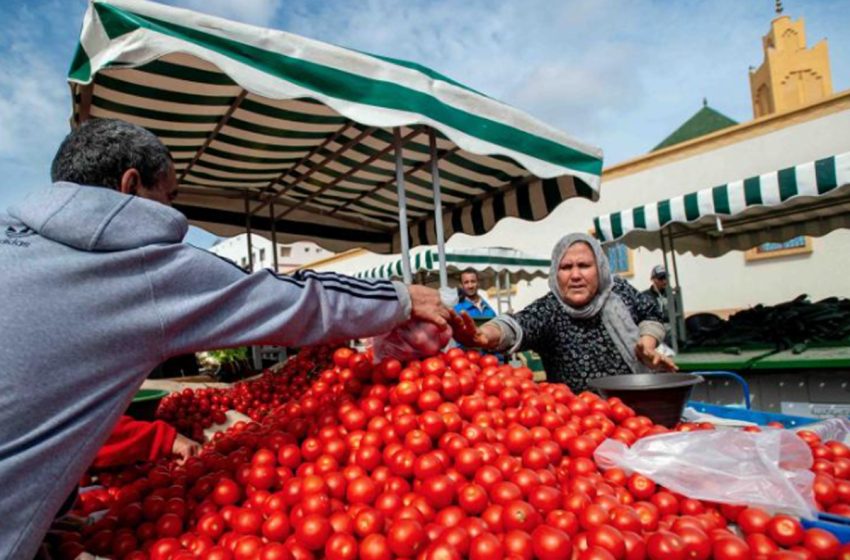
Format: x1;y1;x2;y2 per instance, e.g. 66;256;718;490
494;272;503;314
329;128;432;217
393;128;413;284
660;230;686;352
668;231;687;344
245;195;254;272
273;126;378;219
248;121;357;217
270;201;279;273
178;90;248;185
429;129;449;289
505;270;513;313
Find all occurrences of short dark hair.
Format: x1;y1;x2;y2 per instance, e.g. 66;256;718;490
51;118;172;190
460;268;478;279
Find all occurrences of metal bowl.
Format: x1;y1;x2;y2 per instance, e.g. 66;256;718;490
588;373;704;428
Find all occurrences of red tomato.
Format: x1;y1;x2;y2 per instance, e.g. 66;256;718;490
295;514;331;550
767;515;805;547
213;478;242;506
469;533;504;560
503;529;533;560
802;528;840;559
737;507;772;535
531;525;572;560
262;511;290;541
646;531;686;560
747;533;780;557
324;533;358;560
674;526;711;560
502;500;541;532
359;534;391;560
587;525;626;559
627;474;656;500
712;536;751;560
387;519;425;557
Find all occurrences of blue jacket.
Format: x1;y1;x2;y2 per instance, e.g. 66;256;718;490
455;296;496;319
0;183;410;559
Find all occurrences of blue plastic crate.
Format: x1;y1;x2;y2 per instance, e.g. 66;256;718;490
803;513;850;544
687;400;819;428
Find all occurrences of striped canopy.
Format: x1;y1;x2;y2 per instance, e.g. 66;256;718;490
68;0;603;253
593;152;850;257
353;247;549;288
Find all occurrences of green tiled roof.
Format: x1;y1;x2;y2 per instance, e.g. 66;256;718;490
652;102;738;151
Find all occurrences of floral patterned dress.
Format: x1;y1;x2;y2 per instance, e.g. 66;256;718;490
511;277;662;393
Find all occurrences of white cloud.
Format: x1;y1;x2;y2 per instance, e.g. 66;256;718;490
0;1;84;208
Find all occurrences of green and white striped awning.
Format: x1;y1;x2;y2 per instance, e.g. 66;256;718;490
68;0;603;253
353;247;549;288
594;152;850;257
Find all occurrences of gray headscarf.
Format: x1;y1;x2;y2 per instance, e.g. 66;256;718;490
549;233;650;373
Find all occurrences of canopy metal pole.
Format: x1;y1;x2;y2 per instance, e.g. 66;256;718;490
668;230;687;344
429;129;449;289
505;270;513;313
244;195;254;272
394;128;413;284
270;201;279;273
660;232;678;352
494;272;503;314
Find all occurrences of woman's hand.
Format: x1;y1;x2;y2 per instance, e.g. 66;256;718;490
172;433;201;464
635;335;678;372
450;312;502;349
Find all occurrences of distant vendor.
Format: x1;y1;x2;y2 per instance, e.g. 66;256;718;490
454;268;496;319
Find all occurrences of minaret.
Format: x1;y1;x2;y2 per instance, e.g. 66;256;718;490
748;3;833;118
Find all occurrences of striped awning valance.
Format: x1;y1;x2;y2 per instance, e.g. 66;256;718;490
353;246;549;287
593;152;850;257
68;0;603;253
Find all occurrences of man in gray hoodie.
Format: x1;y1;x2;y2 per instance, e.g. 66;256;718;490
0;118;450;559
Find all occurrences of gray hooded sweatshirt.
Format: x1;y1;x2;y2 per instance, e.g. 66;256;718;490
0;183;410;559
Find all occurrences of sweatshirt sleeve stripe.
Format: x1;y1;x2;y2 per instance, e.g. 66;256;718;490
264;270;399;301
296;270;397;294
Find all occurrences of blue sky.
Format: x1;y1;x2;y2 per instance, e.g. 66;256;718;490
1;0;848;247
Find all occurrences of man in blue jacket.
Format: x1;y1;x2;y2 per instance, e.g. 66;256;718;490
0;118;450;559
454;268;496;319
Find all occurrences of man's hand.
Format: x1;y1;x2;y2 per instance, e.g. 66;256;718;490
450;312;501;349
635;335;678;372
408;285;452;328
171;433;201;464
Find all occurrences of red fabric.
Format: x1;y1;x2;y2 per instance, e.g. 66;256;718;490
92;415;177;468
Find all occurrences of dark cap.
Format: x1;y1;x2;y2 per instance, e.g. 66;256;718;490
651;265;667;279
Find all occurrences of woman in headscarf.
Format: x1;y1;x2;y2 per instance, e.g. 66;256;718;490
454;233;676;392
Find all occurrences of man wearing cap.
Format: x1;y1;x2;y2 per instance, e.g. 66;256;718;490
643;265;671;326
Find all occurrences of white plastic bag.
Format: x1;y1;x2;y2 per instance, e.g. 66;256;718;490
796;417;850;444
372;320;453;362
372;287;458;363
594;429;817;518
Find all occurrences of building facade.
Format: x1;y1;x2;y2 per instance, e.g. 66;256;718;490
300;9;849;317
209;234;333;273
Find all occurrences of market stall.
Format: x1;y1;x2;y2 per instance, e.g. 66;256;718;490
352;246;549;312
68;0;602;287
594;152;850;416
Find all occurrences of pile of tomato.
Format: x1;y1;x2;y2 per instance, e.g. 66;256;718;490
156;346;335;440
55;346;850;560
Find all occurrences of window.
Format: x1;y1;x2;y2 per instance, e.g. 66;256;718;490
279;246;291;258
604;242;634;278
745;236;812;262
